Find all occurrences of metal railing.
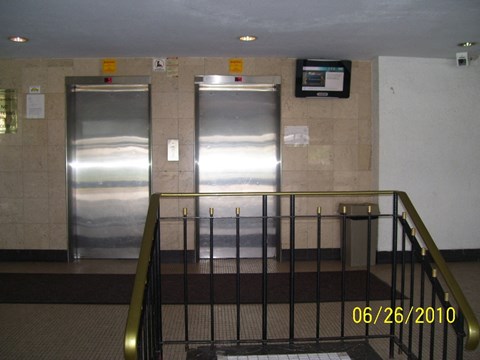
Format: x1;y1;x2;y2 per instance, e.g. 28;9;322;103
124;191;479;359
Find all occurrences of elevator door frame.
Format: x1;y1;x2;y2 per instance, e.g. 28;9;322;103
66;76;151;260
194;75;282;260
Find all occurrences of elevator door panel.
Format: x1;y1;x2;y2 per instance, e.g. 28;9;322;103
196;76;281;259
67;77;150;259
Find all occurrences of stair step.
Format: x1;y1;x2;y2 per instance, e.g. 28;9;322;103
220;353;351;359
186;342;382;360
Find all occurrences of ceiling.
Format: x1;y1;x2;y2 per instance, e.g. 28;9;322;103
1;0;479;60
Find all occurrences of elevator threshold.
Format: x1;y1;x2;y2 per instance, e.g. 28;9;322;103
199;247;277;259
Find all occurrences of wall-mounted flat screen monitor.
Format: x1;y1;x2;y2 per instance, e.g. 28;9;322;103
295;59;351;98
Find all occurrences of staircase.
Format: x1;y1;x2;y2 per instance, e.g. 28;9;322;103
124;191;479;360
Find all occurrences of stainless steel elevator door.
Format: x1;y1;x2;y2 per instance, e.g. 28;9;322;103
195;76;281;259
66;77;151;259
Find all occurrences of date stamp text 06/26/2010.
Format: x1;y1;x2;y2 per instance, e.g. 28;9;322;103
352;306;456;325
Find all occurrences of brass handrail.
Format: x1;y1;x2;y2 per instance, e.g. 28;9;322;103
124;190;479;359
124;193;160;360
397;191;479;350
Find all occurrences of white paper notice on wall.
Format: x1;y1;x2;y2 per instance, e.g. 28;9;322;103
26;94;45;119
284;125;309;146
167;139;179;161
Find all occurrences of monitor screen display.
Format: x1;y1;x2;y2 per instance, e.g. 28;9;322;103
295;59;351;98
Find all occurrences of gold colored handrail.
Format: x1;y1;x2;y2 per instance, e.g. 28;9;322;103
124;193;160;360
124;190;479;359
397;191;479;351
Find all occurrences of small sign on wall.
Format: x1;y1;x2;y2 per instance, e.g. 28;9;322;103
153;58;166;72
229;58;244;73
102;59;117;73
29;85;41;93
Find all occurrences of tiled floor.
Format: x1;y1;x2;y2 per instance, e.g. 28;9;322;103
0;260;479;360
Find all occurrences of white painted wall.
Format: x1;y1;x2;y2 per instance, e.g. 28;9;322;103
375;56;480;250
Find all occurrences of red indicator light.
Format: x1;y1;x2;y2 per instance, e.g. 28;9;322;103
235;76;243;82
104;77;113;83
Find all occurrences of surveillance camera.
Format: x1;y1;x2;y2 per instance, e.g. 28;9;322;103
456;52;469;67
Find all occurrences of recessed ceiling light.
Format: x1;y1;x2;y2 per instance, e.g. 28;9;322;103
239;35;257;42
8;36;29;43
457;41;476;47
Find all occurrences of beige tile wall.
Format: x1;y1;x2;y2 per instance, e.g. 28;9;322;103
0;57;373;252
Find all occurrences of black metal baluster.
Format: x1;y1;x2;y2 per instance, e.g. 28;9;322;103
390;193;399;358
316;206;322;341
366;205;372;339
340;205;347;338
456;311;464;360
156;207;163;359
418;248;426;360
209;207;215;344
149;249;154;360
262;195;268;344
399;212;407;353
289;194;296;342
140;321;145;359
442;293;450;360
148;285;154;360
408;228;416;356
183;208;189;349
147;221;157;360
429;268;437;360
149;228;156;358
142;290;148;359
152;217;161;357
144;298;150;360
235;207;241;344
